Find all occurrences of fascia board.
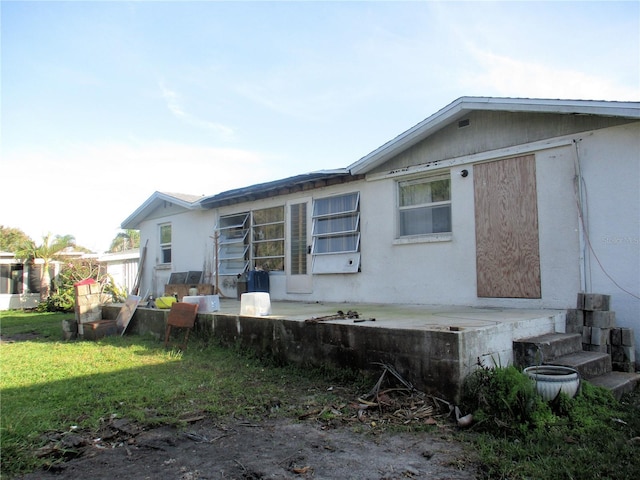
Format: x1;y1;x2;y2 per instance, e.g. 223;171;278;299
349;97;469;175
349;97;640;175
120;192;201;230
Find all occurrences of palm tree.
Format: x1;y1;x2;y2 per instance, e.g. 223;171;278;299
15;233;76;301
108;229;140;253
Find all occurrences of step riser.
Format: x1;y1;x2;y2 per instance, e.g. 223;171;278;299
552;354;612;379
513;333;582;367
588;372;640;400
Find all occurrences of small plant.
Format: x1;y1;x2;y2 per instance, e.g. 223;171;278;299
461;363;554;435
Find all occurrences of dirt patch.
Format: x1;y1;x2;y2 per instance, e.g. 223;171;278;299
0;331;46;344
18;416;476;480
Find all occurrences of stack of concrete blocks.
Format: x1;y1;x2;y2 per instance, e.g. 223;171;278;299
74;282;102;336
566;293;636;373
74;282;113;339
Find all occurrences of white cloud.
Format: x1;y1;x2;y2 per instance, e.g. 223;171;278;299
0;141;284;252
159;81;235;138
466;48;640;101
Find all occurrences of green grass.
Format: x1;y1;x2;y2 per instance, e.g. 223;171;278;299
0;311;361;477
460;364;640;480
2;311;639;479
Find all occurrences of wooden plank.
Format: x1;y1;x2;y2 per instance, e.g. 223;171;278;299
474;155;541;298
116;294;141;335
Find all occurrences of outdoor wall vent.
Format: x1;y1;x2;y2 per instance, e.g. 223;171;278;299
458;119;470;128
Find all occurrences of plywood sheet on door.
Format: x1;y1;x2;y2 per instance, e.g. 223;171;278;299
474;155;541;298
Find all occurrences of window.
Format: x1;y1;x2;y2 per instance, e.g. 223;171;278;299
159;224;172;264
312;192;361;274
217;213;250;275
289;202;308;275
0;264;24;294
216;207;285;276
252;206;284;271
398;175;451;237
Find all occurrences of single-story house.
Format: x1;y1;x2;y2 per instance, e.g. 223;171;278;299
0;252;40;310
0;250;140;311
121;96;640;361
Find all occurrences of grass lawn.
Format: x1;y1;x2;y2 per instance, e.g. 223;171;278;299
0;310;360;478
1;310;639;479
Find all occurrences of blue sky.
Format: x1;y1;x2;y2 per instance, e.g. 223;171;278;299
2;1;639;253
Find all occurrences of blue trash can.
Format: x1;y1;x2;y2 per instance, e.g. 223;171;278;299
247;270;270;293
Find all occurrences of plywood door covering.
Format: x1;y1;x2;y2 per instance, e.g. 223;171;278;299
474;155;541;298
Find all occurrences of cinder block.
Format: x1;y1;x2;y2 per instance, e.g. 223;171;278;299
586;343;609;353
623;345;636;363
610;345;625;363
579;293;611;311
566;324;583;334
77;304;102;315
74;284;91;296
78;310;102;324
83;320;117;340
590;327;610;346
582;326;592;344
585;311;616;328
610;328;622;346
612;361;635;373
566;309;584;328
620;328;634;346
76;294;102;307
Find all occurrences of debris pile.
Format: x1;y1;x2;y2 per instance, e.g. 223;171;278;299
305;310;376;324
299;362;473;429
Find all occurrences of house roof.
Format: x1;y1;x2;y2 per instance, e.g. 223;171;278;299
198;169;356;209
121;191;204;229
121;97;639;228
348;96;640;175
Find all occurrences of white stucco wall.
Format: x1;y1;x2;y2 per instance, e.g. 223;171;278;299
139;208;216;298
311;143;581;310
576;124;640;356
133;123;638;360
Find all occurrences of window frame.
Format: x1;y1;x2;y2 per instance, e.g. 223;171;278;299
217;212;250;276
159;223;172;265
216;206;286;276
397;173;452;239
311;192;361;274
251;206;285;271
311;192;360;255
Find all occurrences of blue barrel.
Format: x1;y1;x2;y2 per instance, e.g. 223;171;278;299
247;270;270;293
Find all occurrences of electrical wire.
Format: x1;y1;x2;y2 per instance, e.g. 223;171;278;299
572;139;640;301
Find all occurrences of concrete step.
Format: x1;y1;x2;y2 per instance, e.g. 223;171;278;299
550;350;612;379
513;332;582;367
587;371;640;400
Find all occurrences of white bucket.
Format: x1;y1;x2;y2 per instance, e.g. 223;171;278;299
182;295;220;313
240;292;271;316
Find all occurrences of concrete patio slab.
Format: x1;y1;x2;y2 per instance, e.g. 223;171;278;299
104;299;566;403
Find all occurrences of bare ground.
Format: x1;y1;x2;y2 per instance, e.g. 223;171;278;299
18;415;477;480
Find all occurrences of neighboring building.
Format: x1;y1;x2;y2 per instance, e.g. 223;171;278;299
0;252;48;310
97;249;141;296
0;249;140;310
121;97;640;359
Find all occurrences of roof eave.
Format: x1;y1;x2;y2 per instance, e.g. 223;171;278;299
199;169;353;209
120;192;202;230
348;96;640;175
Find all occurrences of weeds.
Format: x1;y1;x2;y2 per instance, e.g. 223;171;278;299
460;364;640;479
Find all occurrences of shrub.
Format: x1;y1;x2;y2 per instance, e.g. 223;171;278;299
36;259;127;312
461;364;555;435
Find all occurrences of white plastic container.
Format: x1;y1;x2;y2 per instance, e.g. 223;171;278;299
524;365;580;401
182;295;220;313
240;292;271;316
